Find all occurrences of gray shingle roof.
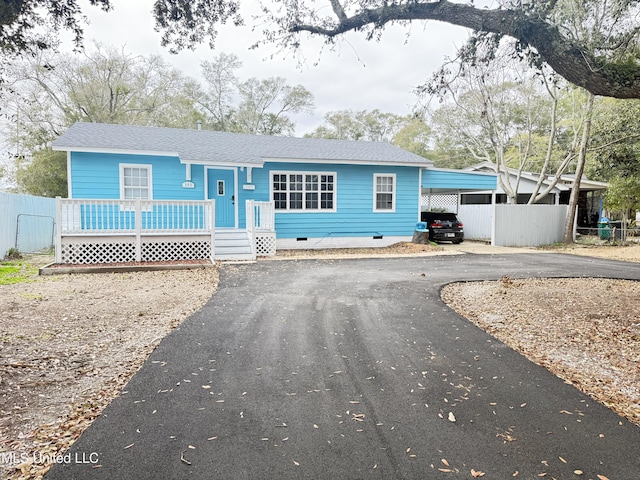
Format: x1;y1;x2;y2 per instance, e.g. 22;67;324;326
52;122;433;167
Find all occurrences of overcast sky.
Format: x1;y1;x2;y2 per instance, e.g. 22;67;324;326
77;1;476;135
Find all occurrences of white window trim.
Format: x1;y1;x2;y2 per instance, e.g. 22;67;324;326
373;173;396;213
270;171;337;213
119;163;153;200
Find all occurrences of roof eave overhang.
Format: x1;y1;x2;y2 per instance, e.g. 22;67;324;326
52;146;263;168
182;158;263;168
52;146;180;157
262;156;432;168
426;166;498;178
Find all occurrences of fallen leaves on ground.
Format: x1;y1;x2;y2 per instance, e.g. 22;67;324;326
0;266;218;479
442;278;640;426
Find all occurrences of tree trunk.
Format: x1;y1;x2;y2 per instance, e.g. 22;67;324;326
412;230;430;245
563;92;595;243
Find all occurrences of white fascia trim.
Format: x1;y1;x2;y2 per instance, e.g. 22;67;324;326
182;158;263;168
426;166;498;177
52;146;180;157
458;190;494;195
262;157;432;168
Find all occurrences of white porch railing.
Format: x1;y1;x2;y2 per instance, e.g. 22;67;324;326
55;198;216;264
57;198;215;234
246;200;276;257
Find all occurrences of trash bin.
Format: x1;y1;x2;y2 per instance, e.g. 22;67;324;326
598;218;610;240
412;222;429;244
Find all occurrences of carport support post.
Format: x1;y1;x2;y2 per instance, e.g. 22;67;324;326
490;192;497;246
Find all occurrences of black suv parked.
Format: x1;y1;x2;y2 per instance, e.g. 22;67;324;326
420;211;464;244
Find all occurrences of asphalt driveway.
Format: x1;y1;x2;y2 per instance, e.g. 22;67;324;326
47;253;640;479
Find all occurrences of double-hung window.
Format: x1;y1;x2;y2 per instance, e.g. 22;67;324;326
374;174;395;212
272;172;336;211
120;165;152;200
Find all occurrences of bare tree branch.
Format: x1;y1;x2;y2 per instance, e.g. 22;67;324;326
289;1;640;99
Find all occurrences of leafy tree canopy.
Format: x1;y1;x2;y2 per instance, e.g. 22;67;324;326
15;148;67;197
305;109;408;143
1;1;639;99
603;175;640;220
588;98;640;180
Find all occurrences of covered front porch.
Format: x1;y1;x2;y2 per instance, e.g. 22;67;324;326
54;198;276;264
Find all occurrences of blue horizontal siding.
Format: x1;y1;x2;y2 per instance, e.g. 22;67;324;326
422;169;497;190
252;162;421;239
70;153;425;239
70;152;205;200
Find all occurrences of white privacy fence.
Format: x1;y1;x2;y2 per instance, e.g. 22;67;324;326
458;205;493;241
1;192;56;258
493;204;569;247
458;203;569;246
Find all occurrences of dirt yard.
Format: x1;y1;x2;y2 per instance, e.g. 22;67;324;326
0;265;218;479
1;242;639;479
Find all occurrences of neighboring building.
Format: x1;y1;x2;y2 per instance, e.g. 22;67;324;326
52;122;497;263
463;162;608;228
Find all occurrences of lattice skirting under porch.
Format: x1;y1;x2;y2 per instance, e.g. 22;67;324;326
59;235;212;264
254;232;276;256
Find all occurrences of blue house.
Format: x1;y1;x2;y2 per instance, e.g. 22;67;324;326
52;122;495;263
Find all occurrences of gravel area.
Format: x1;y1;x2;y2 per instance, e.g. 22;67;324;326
1;241;639;479
1;265;218;479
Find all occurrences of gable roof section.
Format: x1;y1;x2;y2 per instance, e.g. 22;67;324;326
52;122;433;168
465;162;608;192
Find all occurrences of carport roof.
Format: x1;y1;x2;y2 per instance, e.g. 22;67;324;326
422;167;497;192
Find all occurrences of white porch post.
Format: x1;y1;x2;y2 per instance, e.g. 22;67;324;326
135;199;142;261
209;199;216;262
246;200;255;259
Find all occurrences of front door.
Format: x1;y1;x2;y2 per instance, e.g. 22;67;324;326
207;169;236;228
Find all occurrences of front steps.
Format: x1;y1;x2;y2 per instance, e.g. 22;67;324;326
214;229;254;261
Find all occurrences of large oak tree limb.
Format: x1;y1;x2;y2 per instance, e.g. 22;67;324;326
291;1;640;99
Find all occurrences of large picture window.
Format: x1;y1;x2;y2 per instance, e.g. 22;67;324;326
374;174;395;212
120;164;152;200
272;172;336;211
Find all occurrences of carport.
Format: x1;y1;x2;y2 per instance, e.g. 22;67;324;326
421;168;498;241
